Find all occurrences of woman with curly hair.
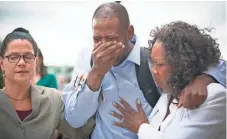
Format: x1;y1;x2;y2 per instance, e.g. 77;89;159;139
111;21;226;139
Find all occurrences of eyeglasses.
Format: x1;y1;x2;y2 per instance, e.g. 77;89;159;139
3;54;36;63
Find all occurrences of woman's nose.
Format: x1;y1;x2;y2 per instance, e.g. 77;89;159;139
152;66;158;75
17;56;26;66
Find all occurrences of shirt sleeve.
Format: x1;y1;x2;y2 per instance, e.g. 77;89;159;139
62;46;101;128
56;91;96;139
203;59;226;87
137;83;226;139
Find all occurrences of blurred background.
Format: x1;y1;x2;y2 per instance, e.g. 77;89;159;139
0;0;226;90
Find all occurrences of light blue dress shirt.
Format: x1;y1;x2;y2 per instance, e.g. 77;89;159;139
62;41;226;139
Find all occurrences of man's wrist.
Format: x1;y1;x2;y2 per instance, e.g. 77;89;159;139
201;73;217;85
86;68;104;91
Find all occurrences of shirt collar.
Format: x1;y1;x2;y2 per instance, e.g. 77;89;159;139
126;38;141;66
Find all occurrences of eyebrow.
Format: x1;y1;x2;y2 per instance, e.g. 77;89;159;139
150;57;166;61
107;34;119;38
150;57;168;64
93;32;119;37
107;32;119;36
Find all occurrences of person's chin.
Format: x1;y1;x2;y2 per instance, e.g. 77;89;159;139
113;57;123;66
156;83;165;93
112;60;119;67
14;76;31;83
113;62;119;67
160;86;170;93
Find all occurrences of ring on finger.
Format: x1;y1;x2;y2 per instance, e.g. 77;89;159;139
121;117;124;122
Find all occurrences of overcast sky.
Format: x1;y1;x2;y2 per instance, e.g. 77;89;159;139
0;1;226;66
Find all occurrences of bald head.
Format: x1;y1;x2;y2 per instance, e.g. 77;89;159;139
92;2;130;30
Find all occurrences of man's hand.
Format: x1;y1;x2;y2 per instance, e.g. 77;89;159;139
87;41;124;91
178;74;216;109
92;41;124;76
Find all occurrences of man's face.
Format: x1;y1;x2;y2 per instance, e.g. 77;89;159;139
92;16;129;64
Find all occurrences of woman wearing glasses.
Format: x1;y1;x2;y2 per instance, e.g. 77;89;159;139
0;29;95;139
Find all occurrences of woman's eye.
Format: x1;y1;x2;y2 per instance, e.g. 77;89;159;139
9;55;19;60
157;63;164;67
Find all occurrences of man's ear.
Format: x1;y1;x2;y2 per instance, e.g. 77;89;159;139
127;25;134;41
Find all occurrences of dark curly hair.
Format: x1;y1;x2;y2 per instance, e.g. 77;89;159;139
148;21;221;98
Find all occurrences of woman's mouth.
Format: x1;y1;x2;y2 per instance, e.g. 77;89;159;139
153;77;160;87
16;71;29;73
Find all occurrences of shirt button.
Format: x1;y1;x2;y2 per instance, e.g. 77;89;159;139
19;126;23;130
17;125;24;130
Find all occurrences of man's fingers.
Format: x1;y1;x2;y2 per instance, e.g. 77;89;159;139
193;97;201;109
183;92;192;109
194;90;207;108
99;42;123;57
92;41;116;55
191;92;199;109
177;92;184;108
93;41;123;63
177;99;183;108
97;41;118;52
102;47;122;62
180;89;206;109
199;87;207;102
93;41;102;51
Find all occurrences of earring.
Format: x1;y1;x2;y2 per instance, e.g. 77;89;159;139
2;71;5;77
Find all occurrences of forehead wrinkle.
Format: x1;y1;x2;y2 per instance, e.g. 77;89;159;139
151;57;166;61
93;16;119;27
93;21;119;37
104;16;114;25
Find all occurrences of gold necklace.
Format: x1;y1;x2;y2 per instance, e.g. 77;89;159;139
3;88;30;101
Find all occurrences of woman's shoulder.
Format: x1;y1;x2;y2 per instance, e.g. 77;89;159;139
35;85;59;98
206;83;226;100
200;83;226;107
34;85;62;110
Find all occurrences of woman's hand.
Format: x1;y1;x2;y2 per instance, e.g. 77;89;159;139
111;97;148;133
